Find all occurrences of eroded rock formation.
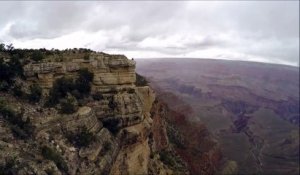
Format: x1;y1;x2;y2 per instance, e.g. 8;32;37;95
0;51;188;175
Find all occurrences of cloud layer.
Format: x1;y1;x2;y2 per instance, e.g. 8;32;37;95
0;1;299;66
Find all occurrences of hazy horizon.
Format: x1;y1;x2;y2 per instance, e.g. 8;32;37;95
135;57;300;68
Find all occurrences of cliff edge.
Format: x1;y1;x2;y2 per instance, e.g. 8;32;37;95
0;48;188;175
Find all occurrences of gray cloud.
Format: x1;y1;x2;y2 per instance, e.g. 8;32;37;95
0;1;298;66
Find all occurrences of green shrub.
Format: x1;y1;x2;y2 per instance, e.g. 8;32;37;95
0;43;5;51
0;58;15;89
28;84;42;102
11;124;30;139
45;91;58;107
66;126;96;148
53;77;75;98
5;44;14;52
100;141;112;156
70;89;82;99
83;54;90;60
135;73;148;86
31;50;44;62
109;87;118;94
12;84;24;97
103;141;111;152
59;94;78;114
0;54;24;92
45;77;75;106
108;97;117;110
92;92;104;101
102;118;120;134
41;146;68;172
0;100;33;139
0;100;21;125
9;54;24;78
0;157;16;174
75;78;91;95
45;69;93;107
75;68;94;95
0;81;10;92
128;88;135;94
159;150;176;167
76;98;86;107
78;68;93;82
45;169;55;175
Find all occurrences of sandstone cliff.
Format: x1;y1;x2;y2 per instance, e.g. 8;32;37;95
0;49;188;175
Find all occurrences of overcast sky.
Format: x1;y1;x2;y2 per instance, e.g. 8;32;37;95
0;1;299;66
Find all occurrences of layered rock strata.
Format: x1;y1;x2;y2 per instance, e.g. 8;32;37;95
0;52;188;175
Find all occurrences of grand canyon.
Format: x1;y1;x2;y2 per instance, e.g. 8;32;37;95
137;58;299;175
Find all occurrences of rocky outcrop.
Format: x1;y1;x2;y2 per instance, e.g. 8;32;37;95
24;53;136;90
0;51;187;175
109;86;155;175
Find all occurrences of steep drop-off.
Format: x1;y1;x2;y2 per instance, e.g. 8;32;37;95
137;58;299;175
0;49;188;175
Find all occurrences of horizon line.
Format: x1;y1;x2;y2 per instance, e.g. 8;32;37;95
134;57;300;68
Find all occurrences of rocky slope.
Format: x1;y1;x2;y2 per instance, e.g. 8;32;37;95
149;90;222;175
0;48;188;175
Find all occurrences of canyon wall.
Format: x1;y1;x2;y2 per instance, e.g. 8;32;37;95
0;51;188;175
